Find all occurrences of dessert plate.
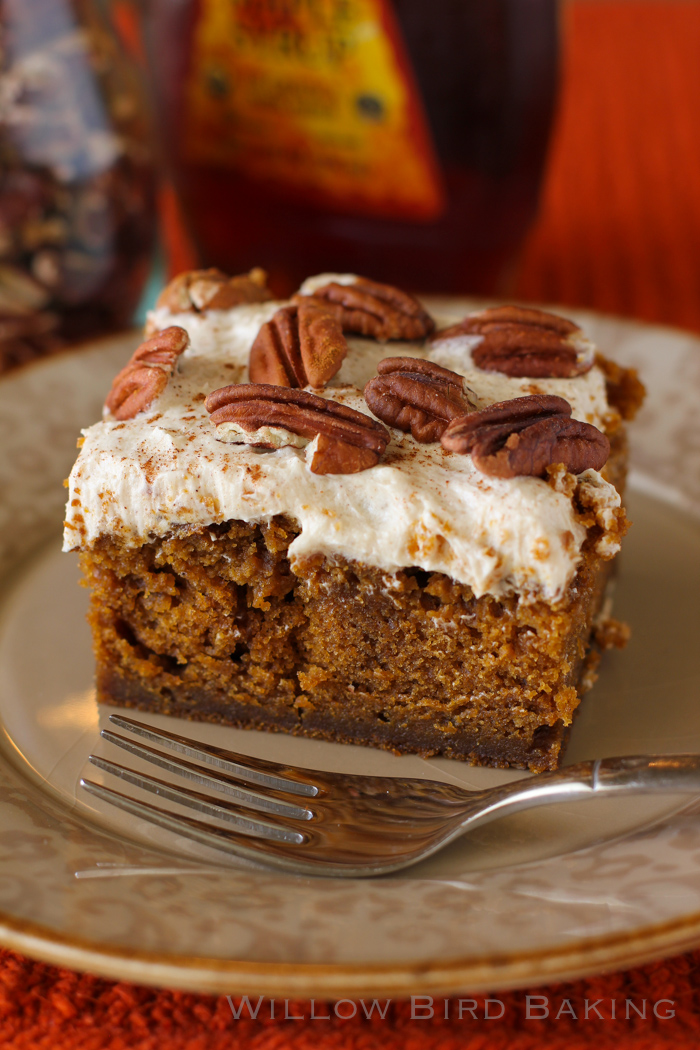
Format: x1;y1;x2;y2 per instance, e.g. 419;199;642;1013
0;304;699;996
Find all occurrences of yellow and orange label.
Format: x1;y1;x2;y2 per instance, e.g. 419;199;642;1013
182;0;445;221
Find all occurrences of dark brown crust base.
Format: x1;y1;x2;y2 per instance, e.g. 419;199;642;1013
95;663;570;772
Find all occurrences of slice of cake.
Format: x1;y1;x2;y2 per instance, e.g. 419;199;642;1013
64;271;644;772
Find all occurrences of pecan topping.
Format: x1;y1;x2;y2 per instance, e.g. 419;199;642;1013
433;305;593;379
156;267;272;313
105;327;189;420
248;302;347;389
206;384;390;475
364;357;475;442
441;394;610;478
297;277;435;340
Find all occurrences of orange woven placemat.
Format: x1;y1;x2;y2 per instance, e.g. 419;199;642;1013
3;2;700;1046
2;947;700;1048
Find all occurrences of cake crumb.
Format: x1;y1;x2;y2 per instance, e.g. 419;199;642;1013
580;649;602;692
595;352;646;421
298;666;332;690
546;463;576;497
594;617;631;650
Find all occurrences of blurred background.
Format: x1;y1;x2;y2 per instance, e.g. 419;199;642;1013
1;0;699;373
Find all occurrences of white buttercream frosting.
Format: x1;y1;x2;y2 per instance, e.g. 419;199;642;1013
298;272;361;295
63;285;623;603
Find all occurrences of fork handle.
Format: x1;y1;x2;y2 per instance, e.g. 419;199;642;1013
463;754;700;829
592;754;700;792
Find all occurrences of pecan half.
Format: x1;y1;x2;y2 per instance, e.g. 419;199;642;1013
248;302;348;389
297;277;435;340
206;384;390;474
105;327;189;420
156;267;272;313
364;357;475;442
441;394;610;478
433;305;593;379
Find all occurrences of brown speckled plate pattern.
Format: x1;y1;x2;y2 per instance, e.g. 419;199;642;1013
0;304;699;995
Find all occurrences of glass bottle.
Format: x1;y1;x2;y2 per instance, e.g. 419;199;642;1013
142;0;558;297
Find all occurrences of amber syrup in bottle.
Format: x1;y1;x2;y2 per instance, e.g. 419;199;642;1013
143;0;558;297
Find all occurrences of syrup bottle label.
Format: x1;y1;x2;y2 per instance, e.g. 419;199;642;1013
182;0;446;221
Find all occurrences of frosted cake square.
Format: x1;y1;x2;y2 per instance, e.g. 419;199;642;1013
64;270;643;771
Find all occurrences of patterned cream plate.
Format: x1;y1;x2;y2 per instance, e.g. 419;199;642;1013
0;302;699;996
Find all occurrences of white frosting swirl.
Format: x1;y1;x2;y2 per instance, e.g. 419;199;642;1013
63;288;622;603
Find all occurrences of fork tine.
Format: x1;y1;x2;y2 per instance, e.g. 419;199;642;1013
107;715;318;797
79;774;438;877
100;730;314;821
79;778;317;871
86;756;306;843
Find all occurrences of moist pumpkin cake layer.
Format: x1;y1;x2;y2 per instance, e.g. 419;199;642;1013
81;521;618;772
64;270;644;771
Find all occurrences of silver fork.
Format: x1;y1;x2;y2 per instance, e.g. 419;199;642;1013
80;714;700;878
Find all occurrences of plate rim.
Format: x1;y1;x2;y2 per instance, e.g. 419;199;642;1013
1;311;700;995
2;903;700;996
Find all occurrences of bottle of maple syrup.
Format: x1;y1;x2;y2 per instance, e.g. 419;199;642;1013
142;0;559;297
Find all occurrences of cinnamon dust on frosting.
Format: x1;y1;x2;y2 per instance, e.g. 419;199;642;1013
63;281;623;604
